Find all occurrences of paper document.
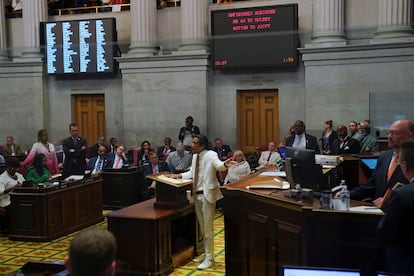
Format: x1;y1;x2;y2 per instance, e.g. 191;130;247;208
156;175;192;186
64;175;84;182
259;171;286;177
348;206;384;214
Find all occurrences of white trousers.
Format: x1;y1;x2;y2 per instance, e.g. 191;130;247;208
194;194;216;257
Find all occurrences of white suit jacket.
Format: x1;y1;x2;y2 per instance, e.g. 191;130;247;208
181;150;226;203
258;150;281;167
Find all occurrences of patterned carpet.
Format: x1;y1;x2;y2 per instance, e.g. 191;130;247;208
0;211;225;275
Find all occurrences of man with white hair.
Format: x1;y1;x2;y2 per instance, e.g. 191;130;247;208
166;142;192;173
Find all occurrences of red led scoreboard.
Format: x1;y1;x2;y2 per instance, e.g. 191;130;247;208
211;4;298;69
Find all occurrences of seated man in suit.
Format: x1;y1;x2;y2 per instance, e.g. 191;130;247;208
156;137;176;161
377;140;414;275
336;125;361;154
212;138;232;184
256;141;281;169
88;145;112;177
212;138;232;161
2;136;22;156
350;120;414;207
285;120;320;154
166;142;192;173
143;151;170;176
107;145;128;169
143;152;169;198
89;136;108;158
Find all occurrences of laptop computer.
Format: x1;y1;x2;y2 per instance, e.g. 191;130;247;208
283;266;360;276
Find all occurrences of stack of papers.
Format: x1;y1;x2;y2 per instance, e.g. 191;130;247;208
259;171;286;177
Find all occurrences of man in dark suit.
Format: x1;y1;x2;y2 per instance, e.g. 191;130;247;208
106;145;128;169
336;125;361;154
350;120;414;207
285;120;320;154
88;145;112;177
212;138;232;161
143;151;170;198
89;136;108;158
62;123;87;178
377;140;414;275
156;137;176;161
143;151;170;176
212;138;232;184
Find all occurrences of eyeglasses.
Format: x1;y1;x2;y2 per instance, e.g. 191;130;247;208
388;131;401;137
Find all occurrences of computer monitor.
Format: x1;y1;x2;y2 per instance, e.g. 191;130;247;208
283;266;360;276
285;147;326;191
360;158;378;170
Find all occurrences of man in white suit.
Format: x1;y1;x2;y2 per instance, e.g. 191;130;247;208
169;134;234;270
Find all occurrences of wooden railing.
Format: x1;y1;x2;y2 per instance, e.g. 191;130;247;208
52;4;131;16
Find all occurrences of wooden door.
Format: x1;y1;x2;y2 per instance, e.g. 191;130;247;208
237;90;279;153
72;95;105;146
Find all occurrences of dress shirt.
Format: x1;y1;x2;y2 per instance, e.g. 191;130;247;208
258;150;281;167
292;133;306;149
181;150;225;203
166;151;192;172
92;156;104;174
0;171;25;207
113;155;124;169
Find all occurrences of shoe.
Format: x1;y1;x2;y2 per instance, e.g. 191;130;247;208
197;257;214;270
192;255;204;263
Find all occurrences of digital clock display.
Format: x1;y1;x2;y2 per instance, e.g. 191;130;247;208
211;4;299;69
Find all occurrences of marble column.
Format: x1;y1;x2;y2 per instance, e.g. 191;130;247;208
374;0;414;40
0;1;8;61
20;0;48;59
179;0;209;51
127;0;158;56
310;0;346;46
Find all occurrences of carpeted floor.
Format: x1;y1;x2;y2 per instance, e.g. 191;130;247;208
0;211;225;275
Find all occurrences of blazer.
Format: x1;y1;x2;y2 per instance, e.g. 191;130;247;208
62;136;87;176
181;150;226;203
156;146;176;160
377;181;414;275
337;136;361;154
106;152;128;168
143;162;170;176
285;133;320;154
88;155;113;171
350;150;409;201
212;145;232;160
2;143;22;156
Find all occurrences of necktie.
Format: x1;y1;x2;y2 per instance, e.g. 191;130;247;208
177;158;184;170
193;154;200;191
387;152;398;181
95;157;103;172
73;137;77;146
266;152;272;162
114;157;121;168
152;164;157;174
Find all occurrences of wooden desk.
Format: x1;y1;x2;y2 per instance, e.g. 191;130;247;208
107;198;200;276
10;179;103;241
221;170;383;276
101;167;145;209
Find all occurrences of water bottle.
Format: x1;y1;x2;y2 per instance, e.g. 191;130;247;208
275;159;282;171
339;180;350;210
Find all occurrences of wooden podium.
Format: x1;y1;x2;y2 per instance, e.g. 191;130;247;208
146;173;192;209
